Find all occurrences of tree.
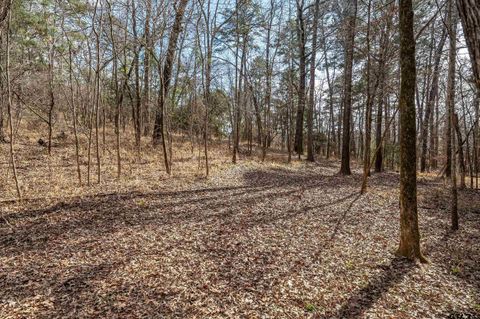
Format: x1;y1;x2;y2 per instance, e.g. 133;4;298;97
456;0;480;89
339;0;357;175
0;0;11;27
142;0;152;136
446;0;458;229
397;0;426;262
361;0;373;192
294;0;306;157
46;2;56;156
420;27;446;172
62;16;82;186
321;20;339;160
132;0;141;153
153;0;189;175
261;0;278;162
306;0;320;162
374;3;394;173
4;6;21;199
197;0;224;176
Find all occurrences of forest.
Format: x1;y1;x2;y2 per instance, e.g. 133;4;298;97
0;0;479;317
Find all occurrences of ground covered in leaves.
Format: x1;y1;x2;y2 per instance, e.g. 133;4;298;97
1;127;480;319
1;157;479;319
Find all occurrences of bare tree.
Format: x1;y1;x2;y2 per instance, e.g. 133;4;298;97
142;0;152;136
5;8;21;199
153;0;189;175
339;0;357;175
446;0;459;229
294;0;306;157
62;18;82;186
361;0;373;192
374;3;394;173
306;0;320;162
420;27;446;172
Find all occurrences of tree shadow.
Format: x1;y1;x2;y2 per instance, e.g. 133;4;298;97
322;183;480;318
1;167;371;317
1;166;478;317
322;257;415;318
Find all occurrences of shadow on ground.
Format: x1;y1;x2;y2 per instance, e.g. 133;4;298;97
1;167;479;318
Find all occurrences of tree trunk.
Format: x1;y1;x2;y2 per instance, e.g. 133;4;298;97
374;7;393;173
456;0;480;89
307;0;320;162
397;0;426;262
94;0;103;184
453;114;466;188
361;0;373;192
142;0;152;136
445;0;458;179
5;10;21;199
339;0;357;175
67;36;82;185
294;0;306;157
322;24;336;159
132;1;141;153
420;29;447;172
153;0;189;174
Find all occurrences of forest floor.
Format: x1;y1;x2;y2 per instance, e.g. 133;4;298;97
1;129;480;318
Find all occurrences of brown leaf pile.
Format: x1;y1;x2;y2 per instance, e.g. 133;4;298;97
1;158;479;318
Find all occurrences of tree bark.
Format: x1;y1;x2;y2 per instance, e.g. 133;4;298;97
361;0;373;192
445;0;458;179
294;0;306;157
306;0;320;162
397;0;426;262
456;0;480;89
374;7;393;173
453;114;466;189
339;0;357;175
132;1;141;153
142;0;152;136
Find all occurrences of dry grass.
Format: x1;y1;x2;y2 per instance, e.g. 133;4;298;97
0;123;244;202
1;124;479;318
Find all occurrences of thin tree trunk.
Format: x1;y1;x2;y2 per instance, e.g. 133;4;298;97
5;11;21;199
94;0;103;183
307;0;320;162
445;0;458;179
420;28;447;172
142;0;152;136
322;24;336;159
47;44;55;156
67;38;82;185
153;0;189;175
339;0;357;175
361;0;373;192
294;0;306;157
374;9;393;173
262;0;275;162
453;113;466;188
132;1;141;154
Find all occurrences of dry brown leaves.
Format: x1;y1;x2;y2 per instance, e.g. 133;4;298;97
0;131;479;318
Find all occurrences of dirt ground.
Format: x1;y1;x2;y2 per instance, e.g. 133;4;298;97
1;133;479;318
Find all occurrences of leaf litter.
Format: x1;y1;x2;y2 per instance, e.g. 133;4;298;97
1;159;479;318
